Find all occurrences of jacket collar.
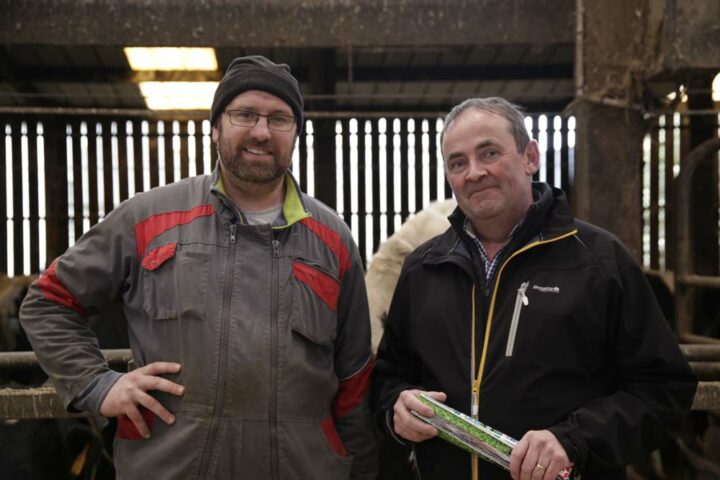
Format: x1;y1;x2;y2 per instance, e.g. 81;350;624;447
448;182;575;239
209;161;310;228
425;182;576;268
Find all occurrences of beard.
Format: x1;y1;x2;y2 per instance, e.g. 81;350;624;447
217;135;290;184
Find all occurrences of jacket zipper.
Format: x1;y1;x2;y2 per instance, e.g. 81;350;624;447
412;445;423;480
197;220;237;478
270;237;280;480
505;281;529;356
229;222;237;244
469;229;577;480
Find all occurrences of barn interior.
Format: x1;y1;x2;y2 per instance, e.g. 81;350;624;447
1;0;719;478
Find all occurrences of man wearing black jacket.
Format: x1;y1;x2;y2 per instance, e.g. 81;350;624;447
370;97;697;480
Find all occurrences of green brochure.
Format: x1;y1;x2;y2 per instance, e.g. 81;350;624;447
412;393;574;479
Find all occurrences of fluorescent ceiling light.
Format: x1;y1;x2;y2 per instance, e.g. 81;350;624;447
139;82;218;110
125;47;218;71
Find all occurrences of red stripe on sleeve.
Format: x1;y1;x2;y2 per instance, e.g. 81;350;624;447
135;204;214;257
332;357;374;418
292;261;340;311
35;259;88;317
300;217;351;280
320;415;348;457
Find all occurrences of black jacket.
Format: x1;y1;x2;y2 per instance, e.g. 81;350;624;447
371;183;696;480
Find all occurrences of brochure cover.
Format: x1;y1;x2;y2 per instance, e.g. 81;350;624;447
412;393;574;480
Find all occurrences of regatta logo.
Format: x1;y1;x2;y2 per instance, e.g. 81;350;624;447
532;285;560;293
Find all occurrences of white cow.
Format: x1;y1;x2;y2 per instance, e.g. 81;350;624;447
366;199;457;352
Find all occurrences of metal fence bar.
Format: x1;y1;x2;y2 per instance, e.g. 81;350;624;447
0;349;132;368
692;382;720;411
674;137;720;342
0;386;84;419
678;274;720;289
680;344;720;361
5;345;718;366
690;363;720;381
1;381;718;420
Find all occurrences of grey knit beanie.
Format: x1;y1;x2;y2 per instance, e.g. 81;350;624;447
210;55;303;133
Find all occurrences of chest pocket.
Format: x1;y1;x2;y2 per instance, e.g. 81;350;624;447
505;266;605;362
289;257;339;349
140;242;212;321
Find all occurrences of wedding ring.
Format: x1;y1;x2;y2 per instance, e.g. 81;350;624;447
535;463;547;470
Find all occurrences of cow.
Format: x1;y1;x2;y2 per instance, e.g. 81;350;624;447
0;273;122;479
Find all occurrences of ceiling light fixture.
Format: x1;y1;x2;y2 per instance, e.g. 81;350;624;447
138;81;218;110
124;47;218;71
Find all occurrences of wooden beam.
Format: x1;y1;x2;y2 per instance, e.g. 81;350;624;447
0;0;573;47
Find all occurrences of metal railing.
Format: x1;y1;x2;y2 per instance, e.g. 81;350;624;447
674;137;720;345
0;347;719;419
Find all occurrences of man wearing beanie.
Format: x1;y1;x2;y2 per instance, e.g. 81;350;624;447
20;55;378;479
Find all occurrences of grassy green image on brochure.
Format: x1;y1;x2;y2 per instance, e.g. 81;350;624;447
412;393;574;479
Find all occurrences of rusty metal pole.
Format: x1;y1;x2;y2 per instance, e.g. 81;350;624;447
1;354;718;419
0;386;86;419
680;344;720;361
571;0;648;260
0;349;132;369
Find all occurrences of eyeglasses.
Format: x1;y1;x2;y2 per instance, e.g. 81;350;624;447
224;109;296;132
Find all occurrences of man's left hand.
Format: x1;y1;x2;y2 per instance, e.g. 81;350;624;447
509;429;572;480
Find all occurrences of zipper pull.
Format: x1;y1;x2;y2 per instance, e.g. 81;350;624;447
229;222;237;244
520;281;530;306
471;387;479;418
272;239;280;258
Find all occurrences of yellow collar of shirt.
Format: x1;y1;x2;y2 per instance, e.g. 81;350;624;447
214;171;309;228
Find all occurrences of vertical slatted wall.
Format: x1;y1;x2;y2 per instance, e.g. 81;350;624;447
2;112;575;275
641;112;720;271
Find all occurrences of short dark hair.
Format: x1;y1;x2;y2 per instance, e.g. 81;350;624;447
440;97;531;153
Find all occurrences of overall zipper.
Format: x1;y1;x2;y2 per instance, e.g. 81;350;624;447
197;220;237;478
505;281;529;356
270;237;280;480
229;222;237;244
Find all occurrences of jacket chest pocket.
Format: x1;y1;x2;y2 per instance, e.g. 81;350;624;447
140;242;212;321
288;258;339;366
502;268;604;361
